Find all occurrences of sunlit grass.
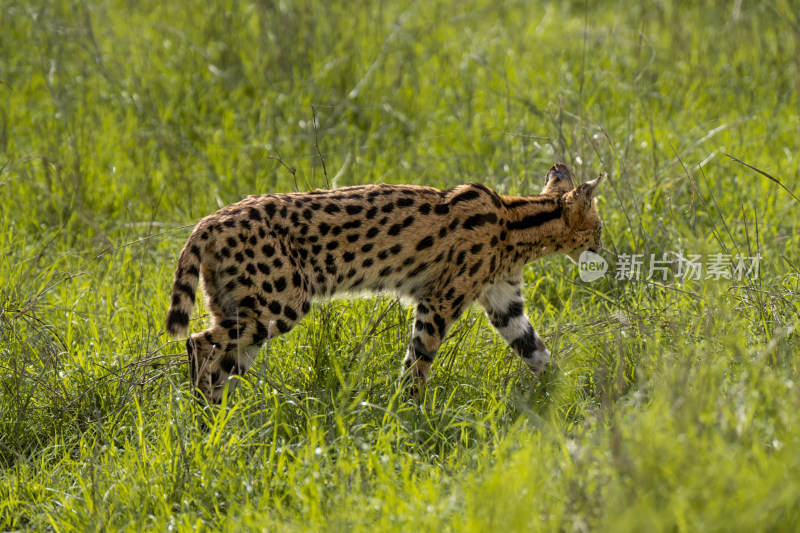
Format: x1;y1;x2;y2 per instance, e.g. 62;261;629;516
1;0;799;530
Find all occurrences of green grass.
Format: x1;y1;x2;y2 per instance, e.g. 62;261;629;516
2;0;800;530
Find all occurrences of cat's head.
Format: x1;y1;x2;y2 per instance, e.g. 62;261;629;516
543;164;604;261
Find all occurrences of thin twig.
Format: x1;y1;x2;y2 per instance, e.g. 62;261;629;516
725;153;800;205
311;105;330;189
266;150;298;191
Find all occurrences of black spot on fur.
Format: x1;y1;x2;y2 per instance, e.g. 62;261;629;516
471;183;503;208
220;318;238;329
511;326;543;357
166;309;189;329
507;208;562;230
433;314;446;337
416;236;434;251
491;301;524;329
462;213;498;230
220;354;238;373
408;262;429;277
451;189;480;205
253;321;269;345
469;259;484;276
240;295;257;309
434;204;449;215
174;282;195;300
275;277;287;292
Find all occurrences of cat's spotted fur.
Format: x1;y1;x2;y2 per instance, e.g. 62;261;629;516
166;164;603;404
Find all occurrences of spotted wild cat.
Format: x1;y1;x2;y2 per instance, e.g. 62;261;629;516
166;164;603;404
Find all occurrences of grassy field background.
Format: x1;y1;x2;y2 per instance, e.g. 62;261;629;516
2;0;800;530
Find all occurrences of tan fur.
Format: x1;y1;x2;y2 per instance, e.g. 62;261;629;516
166;164;603;404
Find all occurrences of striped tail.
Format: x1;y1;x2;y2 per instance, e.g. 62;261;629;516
165;237;202;337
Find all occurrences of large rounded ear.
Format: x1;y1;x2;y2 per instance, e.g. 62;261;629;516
564;173;604;222
572;173;603;203
541;164;576;194
582;173;604;198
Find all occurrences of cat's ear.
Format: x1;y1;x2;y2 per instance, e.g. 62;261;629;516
541;164;575;194
575;174;604;206
580;173;603;199
564;173;603;220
